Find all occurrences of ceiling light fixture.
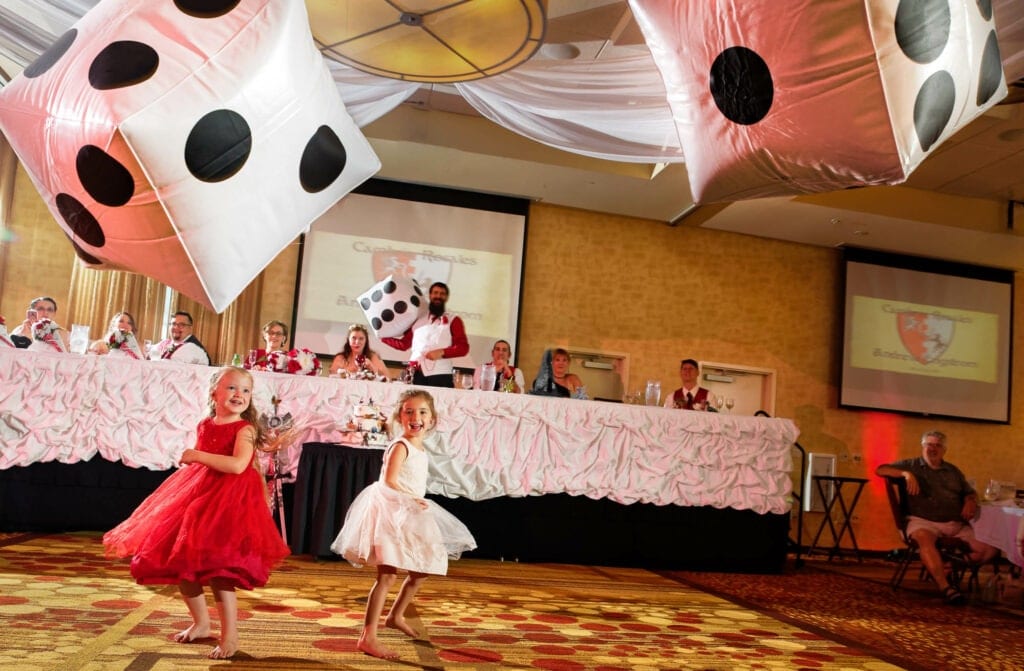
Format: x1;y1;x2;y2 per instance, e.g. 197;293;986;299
310;0;546;84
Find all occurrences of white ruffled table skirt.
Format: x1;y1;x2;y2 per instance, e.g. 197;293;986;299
0;348;798;514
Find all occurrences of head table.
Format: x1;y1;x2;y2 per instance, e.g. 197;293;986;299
0;348;799;570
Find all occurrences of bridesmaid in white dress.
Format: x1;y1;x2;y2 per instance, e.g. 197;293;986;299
331;389;475;659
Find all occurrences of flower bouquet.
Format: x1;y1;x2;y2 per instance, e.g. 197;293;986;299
0;315;14;348
247;348;321;376
106;329;144;359
30;318;66;352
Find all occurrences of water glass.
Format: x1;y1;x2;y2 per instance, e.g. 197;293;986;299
69;324;90;355
480;363;497;391
644;379;661;406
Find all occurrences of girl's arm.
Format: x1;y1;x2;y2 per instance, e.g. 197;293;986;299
381;441;409;492
329;354;346;374
180;424;257;474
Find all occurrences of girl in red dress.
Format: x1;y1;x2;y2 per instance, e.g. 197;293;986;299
104;366;289;659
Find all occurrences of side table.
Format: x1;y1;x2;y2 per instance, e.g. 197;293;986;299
808;475;868;561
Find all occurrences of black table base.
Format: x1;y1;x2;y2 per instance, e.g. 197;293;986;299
290;443;789;573
0;460;293;534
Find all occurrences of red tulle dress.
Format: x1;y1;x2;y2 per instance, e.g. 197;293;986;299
103;418;289;589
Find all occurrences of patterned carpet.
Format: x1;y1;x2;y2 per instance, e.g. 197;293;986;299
1;532;1022;670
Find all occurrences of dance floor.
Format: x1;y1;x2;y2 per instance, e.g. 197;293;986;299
1;532;1022;670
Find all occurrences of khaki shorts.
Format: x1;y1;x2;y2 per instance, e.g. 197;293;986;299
906;516;976;542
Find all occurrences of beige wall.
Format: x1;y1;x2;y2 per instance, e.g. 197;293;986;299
4;169;1024;553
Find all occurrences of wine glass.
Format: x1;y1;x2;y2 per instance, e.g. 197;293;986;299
714;395;725;412
984;479;1001;502
724;397;735;413
452;370;461;388
460;373;474;390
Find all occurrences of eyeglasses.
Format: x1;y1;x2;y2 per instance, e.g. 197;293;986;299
169;321;191;328
266;331;285;337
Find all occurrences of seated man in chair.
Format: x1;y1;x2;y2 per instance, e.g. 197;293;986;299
876;430;998;605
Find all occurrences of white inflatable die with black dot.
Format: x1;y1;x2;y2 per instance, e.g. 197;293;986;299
357;275;426;338
0;0;380;312
630;0;1006;203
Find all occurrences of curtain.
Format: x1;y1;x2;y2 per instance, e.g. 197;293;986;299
66;265;167;344
174;273;263;367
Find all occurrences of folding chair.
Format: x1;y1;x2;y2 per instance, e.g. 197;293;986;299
882;476;976;591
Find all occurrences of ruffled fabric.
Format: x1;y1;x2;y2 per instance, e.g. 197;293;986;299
331;481;475;575
103;419;289;589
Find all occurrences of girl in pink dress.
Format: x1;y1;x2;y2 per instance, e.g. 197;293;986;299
103;367;289;659
331;389;476;659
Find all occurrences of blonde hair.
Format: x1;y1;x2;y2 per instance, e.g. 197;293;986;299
390;389;437;434
207;366;265;446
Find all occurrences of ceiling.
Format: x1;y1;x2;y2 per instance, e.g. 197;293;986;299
3;1;1024;269
353;0;1024;271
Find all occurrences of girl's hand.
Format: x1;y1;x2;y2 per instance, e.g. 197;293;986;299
417;498;429;510
179;449;199;465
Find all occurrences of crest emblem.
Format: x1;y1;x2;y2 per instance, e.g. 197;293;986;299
897;311;954;364
371;251;451;288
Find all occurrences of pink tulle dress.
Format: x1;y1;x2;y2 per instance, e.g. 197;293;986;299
103;418;289;589
331;437;476;575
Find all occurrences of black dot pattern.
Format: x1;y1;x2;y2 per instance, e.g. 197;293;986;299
976;30;1003;106
24;30;76;79
371;317;382;331
55;193;106;247
360;298;372;310
914;71;955;152
174;0;241;19
299;125;347;193
708;47;773;125
394;301;408;314
895;0;949;64
14;4;355;269
976;0;993;21
380;309;395;323
77;145;134;206
184;109;252;182
88;41;159;90
67;235;103;265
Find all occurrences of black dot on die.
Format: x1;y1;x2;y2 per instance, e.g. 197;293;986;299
77;145;134;207
184;109;251;182
976;30;1003;106
299;126;347;194
394;301;408;314
360;298;372;310
24;29;76;79
410;295;421;308
68;237;103;265
413;283;423;296
371;317;382;330
55;193;106;248
914;70;955;152
371;289;383;302
383;280;397;294
708;46;773;126
174;0;241;18
381;309;395;323
895;0;949;64
976;0;993;21
89;41;159;90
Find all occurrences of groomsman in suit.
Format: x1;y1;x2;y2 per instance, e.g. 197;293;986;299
665;358;715;410
148;311;210;365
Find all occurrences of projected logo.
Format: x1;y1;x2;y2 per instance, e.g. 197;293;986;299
372;251;451;289
897;311;955;364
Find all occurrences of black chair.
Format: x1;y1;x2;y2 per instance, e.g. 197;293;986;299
882;476;977;592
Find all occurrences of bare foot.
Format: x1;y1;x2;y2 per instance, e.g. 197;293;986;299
173;623;211;643
385;615;421;639
208;638;238;659
357;634;399;660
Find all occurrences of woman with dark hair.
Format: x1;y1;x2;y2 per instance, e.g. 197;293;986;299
330;324;388;378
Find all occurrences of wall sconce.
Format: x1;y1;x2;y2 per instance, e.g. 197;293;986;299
309;0;546;83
